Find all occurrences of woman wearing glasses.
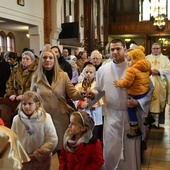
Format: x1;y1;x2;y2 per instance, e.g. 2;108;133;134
4;50;38;101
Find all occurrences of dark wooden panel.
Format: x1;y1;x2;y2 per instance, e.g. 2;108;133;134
74;0;79;22
44;0;51;44
109;21;170;35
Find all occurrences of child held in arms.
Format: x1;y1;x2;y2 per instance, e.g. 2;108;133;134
113;46;151;138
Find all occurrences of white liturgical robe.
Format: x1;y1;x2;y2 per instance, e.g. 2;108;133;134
89;60;153;170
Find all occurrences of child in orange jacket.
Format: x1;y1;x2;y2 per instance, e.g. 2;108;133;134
113;46;151;138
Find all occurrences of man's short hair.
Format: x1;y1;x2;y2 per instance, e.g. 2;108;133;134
8;52;17;60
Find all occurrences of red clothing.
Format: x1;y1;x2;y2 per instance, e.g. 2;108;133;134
59;139;104;170
77;100;84;109
0;118;4;125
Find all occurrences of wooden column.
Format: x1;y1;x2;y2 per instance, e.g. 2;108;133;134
97;0;101;46
64;0;66;22
74;0;79;22
103;0;109;48
69;0;71;15
84;0;95;54
44;0;52;44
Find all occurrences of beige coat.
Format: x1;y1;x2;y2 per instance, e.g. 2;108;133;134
0;126;30;170
30;71;83;150
4;61;37;98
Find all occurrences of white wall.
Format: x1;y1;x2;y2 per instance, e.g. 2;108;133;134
0;0;44;55
0;0;43;17
0;28;29;53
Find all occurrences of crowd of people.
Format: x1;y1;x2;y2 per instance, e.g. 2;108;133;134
0;38;170;170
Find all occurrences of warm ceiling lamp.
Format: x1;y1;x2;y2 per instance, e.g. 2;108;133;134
153;14;166;30
150;0;167;30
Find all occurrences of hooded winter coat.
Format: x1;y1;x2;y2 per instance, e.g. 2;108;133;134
117;59;151;96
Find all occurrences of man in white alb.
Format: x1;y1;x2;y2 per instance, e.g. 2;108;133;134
146;42;170;128
88;38;153;170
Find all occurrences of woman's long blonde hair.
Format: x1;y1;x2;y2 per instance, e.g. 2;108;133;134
35;49;61;82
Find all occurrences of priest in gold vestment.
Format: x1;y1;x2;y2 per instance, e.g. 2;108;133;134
146;42;170;127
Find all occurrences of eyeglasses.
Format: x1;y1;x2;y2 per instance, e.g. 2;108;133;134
152;48;160;50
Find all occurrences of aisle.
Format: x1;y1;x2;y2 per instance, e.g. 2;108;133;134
141;104;170;170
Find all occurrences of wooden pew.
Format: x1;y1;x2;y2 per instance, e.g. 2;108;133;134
0;98;19;128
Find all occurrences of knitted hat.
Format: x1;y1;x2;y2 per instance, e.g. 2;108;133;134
128;45;145;63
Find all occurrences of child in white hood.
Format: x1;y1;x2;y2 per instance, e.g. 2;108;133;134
68;55;79;85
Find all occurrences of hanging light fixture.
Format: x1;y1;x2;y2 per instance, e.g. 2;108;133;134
150;0;167;31
153;14;166;30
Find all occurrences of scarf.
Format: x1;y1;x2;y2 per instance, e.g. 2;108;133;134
63;128;93;153
18;110;43;135
10;62;18;70
22;65;29;71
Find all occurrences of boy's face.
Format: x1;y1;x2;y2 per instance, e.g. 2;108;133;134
84;65;96;81
7;58;17;65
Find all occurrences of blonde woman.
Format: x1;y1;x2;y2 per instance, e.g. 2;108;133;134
30;49;84;155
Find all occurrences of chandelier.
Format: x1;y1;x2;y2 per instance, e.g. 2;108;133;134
150;0;167;30
153;14;166;30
